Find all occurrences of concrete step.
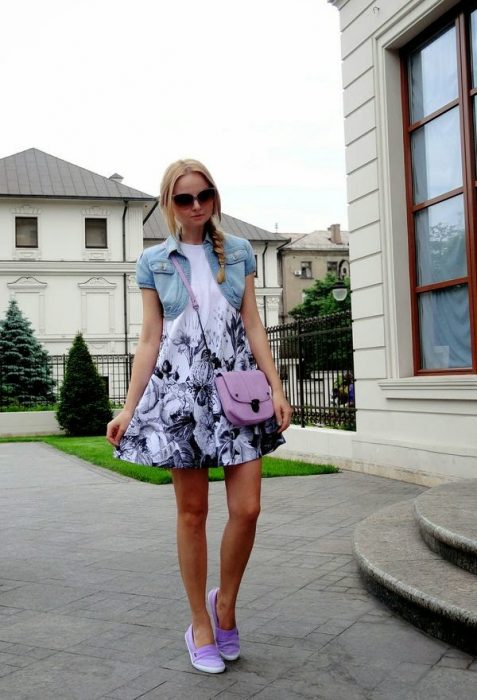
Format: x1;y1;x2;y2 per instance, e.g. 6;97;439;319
413;479;477;575
354;499;477;655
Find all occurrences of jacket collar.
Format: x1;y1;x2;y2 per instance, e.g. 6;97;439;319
165;232;213;257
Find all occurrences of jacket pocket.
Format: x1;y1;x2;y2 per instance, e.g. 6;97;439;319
225;249;248;265
150;261;175;274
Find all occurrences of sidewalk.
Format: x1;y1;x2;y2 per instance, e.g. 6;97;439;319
0;443;476;700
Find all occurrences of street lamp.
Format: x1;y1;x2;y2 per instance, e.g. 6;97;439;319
332;278;348;302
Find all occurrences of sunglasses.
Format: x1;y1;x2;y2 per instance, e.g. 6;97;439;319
172;187;216;208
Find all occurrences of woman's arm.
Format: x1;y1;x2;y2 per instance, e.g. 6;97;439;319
240;275;292;433
106;289;163;446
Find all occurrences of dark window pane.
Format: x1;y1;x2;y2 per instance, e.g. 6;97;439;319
415;195;466;285
411;108;462;204
471;11;477;88
409;26;458;122
15;217;38;248
419;285;471;369
85;218;107;248
474;96;477;165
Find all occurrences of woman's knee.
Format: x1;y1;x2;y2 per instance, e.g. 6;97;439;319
229;500;261;526
178;502;208;530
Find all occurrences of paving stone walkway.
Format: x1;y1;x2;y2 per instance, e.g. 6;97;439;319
0;443;476;700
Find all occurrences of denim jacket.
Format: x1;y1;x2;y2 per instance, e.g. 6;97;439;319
136;232;256;320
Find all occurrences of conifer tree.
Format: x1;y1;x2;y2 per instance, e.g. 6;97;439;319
56;332;112;436
0;298;55;407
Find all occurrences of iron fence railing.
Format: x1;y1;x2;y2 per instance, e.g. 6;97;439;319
0;312;355;429
0;354;134;410
266;311;355;430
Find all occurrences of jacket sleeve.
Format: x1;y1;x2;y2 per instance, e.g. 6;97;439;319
135;252;156;289
244;240;256;277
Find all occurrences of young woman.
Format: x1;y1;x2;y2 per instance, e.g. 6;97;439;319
106;159;292;674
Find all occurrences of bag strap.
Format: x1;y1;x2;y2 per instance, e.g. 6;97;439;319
170;253;210;354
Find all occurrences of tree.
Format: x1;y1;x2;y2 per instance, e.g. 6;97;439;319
56;332;112;436
0;298;55;407
289;273;351;319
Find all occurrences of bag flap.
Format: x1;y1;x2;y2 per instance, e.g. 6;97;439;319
218;370;271;404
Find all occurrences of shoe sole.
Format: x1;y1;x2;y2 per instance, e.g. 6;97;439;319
184;632;226;674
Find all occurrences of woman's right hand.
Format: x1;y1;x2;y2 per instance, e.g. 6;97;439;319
106;409;133;447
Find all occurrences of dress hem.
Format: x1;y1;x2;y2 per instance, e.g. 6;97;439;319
114;439;284;471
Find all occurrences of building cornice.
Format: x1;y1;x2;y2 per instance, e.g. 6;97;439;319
0;260;136;274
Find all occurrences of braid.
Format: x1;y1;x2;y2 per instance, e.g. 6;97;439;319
209;221;226;284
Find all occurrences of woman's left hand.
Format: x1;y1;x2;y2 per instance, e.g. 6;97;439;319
272;390;293;433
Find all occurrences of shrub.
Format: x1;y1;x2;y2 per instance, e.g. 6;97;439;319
56;333;112;436
0;298;55;407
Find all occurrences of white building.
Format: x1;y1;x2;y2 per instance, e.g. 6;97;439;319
0;148;286;357
323;0;477;484
0;148;155;356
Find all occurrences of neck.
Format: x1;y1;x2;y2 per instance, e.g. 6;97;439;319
180;225;205;244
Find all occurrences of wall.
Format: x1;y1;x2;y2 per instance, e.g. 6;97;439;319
333;0;476;482
0;199;145;354
281;247;349;321
251;241;282;327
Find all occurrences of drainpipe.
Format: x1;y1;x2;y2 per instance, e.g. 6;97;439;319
275;237;291;324
122;200;129;355
262;241;269;327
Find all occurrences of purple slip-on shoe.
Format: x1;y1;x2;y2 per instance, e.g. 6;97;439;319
184;624;225;674
207;588;240;661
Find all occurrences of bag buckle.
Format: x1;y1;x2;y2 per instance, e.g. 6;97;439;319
251;398;260;413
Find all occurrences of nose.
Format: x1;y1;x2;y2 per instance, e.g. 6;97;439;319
192;197;201;210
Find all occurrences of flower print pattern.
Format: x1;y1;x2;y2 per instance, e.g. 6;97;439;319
115;287;285;469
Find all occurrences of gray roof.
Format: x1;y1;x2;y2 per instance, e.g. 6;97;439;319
282;229;349;250
0;148;156;202
144;207;290;243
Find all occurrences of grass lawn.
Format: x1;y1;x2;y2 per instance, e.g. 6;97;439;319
0;435;339;484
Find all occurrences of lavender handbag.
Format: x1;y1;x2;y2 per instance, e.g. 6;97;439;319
170;254;274;426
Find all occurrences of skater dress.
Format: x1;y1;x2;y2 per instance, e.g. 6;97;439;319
115;241;285;469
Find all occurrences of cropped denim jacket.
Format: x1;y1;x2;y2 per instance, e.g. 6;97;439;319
135;232;256;320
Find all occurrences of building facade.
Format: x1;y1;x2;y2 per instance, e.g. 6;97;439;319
280;223;349;322
326;0;477;482
0;149;155;356
0;149;286;358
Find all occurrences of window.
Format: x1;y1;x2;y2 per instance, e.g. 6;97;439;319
301;261;312;279
327;261;338;274
85;218;107;248
15;217;38;247
402;5;477;373
254;254;258;278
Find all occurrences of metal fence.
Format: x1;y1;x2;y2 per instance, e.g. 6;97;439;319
0;312;355;429
267;311;355;430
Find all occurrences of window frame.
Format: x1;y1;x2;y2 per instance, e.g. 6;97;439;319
300;261;312;279
85;217;108;249
15;216;38;248
401;2;477;375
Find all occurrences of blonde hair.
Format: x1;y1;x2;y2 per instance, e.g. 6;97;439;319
159;159;226;284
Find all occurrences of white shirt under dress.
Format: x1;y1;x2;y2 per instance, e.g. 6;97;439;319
115;242;285;469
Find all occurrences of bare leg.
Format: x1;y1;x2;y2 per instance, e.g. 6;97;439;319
216;458;262;629
172;468;214;648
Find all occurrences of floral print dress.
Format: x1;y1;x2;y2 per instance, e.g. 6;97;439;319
115;242;285;469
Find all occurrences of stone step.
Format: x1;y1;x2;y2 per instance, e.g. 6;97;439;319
354;499;477;655
413;479;477;575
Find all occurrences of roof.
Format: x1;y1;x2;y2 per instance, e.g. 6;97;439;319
282;229;349;250
144;206;290;243
0;148;156;202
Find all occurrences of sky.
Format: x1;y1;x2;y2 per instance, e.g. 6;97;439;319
1;0;347;234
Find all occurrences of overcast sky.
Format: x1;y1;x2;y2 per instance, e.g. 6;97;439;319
2;0;347;234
